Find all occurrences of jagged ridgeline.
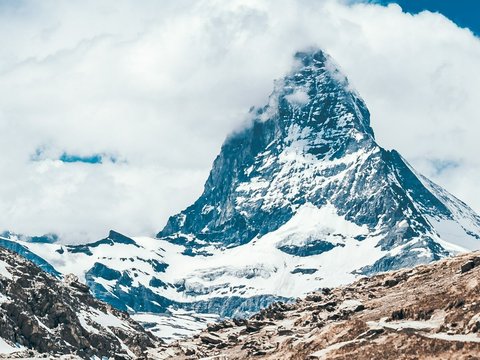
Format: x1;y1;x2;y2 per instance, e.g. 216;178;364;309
0;247;158;358
158;49;480;270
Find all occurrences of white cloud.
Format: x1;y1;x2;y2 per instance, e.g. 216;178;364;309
0;0;479;243
285;89;310;106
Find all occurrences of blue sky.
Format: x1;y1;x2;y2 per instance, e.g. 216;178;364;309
372;0;480;35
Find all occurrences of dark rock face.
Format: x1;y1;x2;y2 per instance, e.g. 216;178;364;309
278;240;341;257
0;247;159;359
460;257;480;273
157;49;480;269
291;268;318;275
65;230;140;256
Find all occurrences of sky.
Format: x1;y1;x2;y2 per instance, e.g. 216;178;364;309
371;0;480;35
0;0;479;243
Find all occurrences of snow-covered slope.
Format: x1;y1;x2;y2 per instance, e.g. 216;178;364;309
2;49;480;341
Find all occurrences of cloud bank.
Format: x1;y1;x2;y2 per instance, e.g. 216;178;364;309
0;0;479;243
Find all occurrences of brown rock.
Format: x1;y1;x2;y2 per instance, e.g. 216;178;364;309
200;333;223;345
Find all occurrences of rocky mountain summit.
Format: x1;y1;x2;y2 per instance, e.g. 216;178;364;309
0;247;159;359
159;49;480;268
154;251;480;359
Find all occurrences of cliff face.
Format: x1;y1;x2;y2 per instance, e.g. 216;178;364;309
0;246;159;359
154;251;480;359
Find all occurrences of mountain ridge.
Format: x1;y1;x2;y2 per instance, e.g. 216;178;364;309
157;48;480;267
158;50;378;248
0;246;159;358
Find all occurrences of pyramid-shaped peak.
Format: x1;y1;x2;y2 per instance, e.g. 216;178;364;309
158;49;382;246
158;48;480;261
252;49;376;142
289;48;348;85
293;48;330;67
245;50;376;158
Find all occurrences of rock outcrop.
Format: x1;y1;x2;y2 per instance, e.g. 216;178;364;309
0;247;159;359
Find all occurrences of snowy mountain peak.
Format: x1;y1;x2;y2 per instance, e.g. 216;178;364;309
158;49;379;248
158;49;480;264
278;49;375;139
247;48;375;163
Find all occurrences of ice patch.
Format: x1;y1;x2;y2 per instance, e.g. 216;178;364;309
428;216;479;251
0;260;12;280
426;333;480;343
0;293;8;304
273;203;368;249
0;337;24;355
367;311;444;332
133;309;218;343
339;299;363;312
78;308;130;335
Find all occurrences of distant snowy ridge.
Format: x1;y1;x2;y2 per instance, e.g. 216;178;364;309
1;49;480;342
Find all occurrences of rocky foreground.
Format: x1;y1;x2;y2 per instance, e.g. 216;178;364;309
0;247;159;359
153;251;480;359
